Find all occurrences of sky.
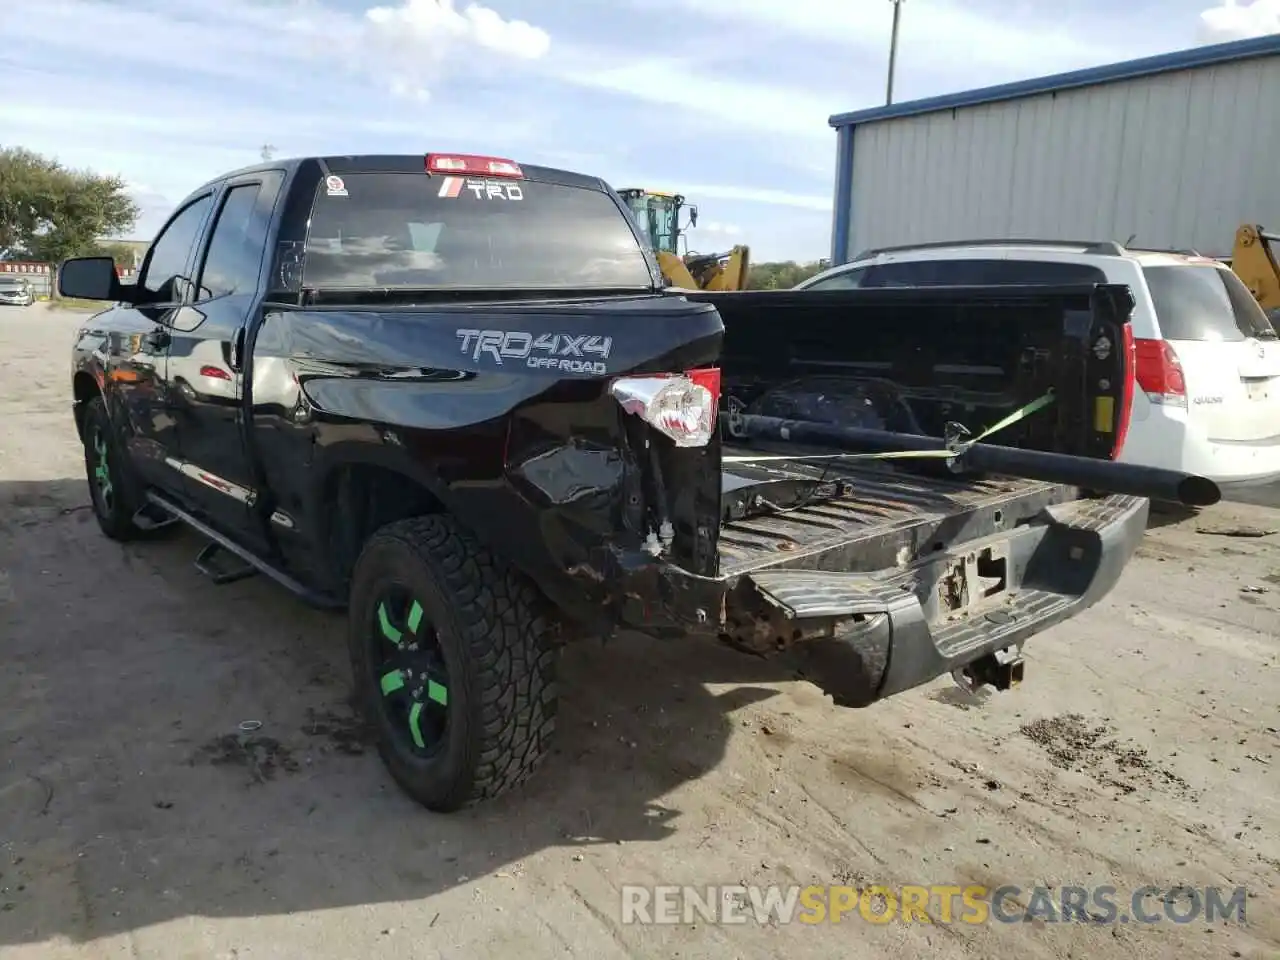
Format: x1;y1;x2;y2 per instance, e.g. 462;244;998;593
2;0;1278;261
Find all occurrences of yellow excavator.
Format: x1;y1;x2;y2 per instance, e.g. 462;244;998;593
1229;224;1280;327
616;187;750;291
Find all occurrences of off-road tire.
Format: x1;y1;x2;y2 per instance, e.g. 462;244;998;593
82;395;144;541
348;514;559;812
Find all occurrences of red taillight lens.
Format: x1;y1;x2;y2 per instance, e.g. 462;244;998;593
199;365;232;381
609;366;721;447
425;154;524;178
686;367;722;426
1133;337;1187;407
1112;323;1136;460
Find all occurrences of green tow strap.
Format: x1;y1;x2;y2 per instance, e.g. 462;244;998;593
722;391;1056;464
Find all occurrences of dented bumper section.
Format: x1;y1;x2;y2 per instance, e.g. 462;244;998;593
610;493;1149;705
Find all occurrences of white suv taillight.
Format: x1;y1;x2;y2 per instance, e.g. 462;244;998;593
609;367;721;447
1133;338;1187;408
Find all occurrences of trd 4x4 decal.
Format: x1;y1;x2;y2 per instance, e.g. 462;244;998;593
456;329;613;374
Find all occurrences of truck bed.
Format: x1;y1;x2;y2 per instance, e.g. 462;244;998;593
717;447;1072;578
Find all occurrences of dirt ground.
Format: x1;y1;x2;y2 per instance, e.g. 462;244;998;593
2;306;1278;959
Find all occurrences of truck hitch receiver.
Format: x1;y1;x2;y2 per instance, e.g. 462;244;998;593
952;645;1025;694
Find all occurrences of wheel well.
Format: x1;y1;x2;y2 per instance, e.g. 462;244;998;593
323;462;445;589
72;372;101;440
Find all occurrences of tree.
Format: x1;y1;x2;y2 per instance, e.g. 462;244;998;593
746;259;826;290
0;146;139;263
95;240;145;270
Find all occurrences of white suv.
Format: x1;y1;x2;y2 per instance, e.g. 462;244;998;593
797;240;1280;491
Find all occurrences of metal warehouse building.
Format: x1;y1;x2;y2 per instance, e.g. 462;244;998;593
827;34;1280;265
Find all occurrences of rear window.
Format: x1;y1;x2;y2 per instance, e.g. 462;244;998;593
1142;265;1276;342
301;173;654;291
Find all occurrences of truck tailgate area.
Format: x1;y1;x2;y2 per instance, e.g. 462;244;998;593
715;447;1149;705
718;446;1073;578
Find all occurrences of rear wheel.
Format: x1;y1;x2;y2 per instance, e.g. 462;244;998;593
347;515;559;811
82;395;143;541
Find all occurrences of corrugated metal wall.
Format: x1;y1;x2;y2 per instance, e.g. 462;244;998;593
843;55;1280;260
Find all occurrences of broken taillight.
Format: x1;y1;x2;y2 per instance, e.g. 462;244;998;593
610;367;721;447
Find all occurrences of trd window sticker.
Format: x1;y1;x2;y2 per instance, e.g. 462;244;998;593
437;177;524;201
325;175;348;197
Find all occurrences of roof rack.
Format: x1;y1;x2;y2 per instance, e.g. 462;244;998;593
1127;245;1204;256
853;238;1127;260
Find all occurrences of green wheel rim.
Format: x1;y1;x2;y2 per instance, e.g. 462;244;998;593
370;587;450;755
91;427;114;514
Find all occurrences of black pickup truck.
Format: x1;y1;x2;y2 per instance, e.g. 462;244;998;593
60;153;1191;812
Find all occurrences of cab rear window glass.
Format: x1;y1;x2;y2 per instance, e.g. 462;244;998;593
1142;265;1275;341
301;173;653;290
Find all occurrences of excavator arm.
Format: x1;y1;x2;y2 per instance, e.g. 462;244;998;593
683;246;752;291
1231;224;1280;325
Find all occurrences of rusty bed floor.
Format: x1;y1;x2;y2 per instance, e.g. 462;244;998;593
717;446;1060;577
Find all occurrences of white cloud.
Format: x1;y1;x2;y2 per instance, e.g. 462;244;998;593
551;54;838;139
360;0;551;99
676;183;830;212
365;0;549;58
0;0;553;203
694;221;742;237
609;178;830;212
625;0;1138;77
5;0;550;103
1198;0;1280;42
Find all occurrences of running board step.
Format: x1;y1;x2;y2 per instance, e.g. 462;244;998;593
130;501;181;532
745;570;897;620
143;491;344;610
194;541;258;585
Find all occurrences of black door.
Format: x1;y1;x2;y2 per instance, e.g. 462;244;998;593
108;193;216;489
167;173;283;547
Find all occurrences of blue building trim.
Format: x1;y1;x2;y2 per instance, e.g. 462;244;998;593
826;33;1280;264
830;125;854;265
829;33;1280;128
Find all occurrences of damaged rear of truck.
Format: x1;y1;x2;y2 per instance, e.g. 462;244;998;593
63;153;1214;813
594;282;1159;709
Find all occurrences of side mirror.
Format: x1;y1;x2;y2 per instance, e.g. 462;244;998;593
58;257;124;302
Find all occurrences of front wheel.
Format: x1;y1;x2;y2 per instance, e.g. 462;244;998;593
82;395;143;541
347;515;559;812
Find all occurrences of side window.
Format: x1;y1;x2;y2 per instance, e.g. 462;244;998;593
804;266;867;290
196;182;274;300
860;261;932;286
862;258;1106;287
138;194;214;303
